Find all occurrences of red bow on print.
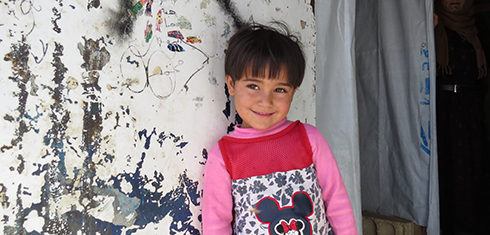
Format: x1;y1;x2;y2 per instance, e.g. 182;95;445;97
281;220;298;233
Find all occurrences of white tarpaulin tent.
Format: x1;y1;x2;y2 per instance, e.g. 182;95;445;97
316;0;439;234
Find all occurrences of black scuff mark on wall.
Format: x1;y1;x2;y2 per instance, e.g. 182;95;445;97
107;0;136;41
215;0;245;29
52;7;62;34
1;37;33;153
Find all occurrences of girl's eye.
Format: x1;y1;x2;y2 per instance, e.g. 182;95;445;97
247;84;259;90
275;88;287;93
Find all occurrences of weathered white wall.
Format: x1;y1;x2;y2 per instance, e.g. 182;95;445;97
0;0;315;234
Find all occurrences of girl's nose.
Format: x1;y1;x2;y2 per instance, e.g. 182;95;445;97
259;91;274;106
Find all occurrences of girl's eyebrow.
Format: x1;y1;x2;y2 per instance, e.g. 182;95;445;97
242;78;263;82
242;78;293;87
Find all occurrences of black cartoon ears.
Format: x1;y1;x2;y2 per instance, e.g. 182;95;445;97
255;192;313;235
291;192;313;216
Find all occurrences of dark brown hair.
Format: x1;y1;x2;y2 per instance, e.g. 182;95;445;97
224;22;306;88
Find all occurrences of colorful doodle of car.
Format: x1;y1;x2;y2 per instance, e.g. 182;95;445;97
167;43;185;52
186;36;202;44
168;30;184;40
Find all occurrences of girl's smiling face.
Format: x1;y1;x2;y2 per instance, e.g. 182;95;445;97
226;66;297;130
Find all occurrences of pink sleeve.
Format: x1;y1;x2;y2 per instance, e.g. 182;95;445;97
202;143;233;235
304;124;358;235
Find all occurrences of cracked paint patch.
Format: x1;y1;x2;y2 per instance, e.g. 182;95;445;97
2;38;34;153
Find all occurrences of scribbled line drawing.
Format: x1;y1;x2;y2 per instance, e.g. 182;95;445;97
165;30;209;91
121;35;210;98
120;38;185;99
19;0;42;36
32;39;48;64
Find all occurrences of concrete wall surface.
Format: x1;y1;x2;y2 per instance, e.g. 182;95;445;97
0;0;315;234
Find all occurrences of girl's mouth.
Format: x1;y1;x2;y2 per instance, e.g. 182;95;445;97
252;110;274;118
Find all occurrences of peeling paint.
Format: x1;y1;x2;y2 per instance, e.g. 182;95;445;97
204;13;217;27
67;77;79;90
0;1;316;234
2;39;33;153
0;184;9;209
301;19;307;29
78;37;111;72
88;0;101;10
52;7;62;34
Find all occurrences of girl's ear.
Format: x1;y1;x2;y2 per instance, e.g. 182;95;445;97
226;75;235;96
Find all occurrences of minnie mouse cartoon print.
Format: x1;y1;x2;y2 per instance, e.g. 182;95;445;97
256;192;313;235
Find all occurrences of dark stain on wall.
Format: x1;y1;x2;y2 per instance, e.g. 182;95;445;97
107;0;137;40
1;38;32;153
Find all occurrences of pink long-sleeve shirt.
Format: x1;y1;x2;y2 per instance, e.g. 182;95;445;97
202;118;358;235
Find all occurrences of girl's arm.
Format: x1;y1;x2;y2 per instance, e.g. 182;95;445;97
304;124;358;235
202;144;234;234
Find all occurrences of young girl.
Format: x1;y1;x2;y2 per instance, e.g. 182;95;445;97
202;22;357;235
